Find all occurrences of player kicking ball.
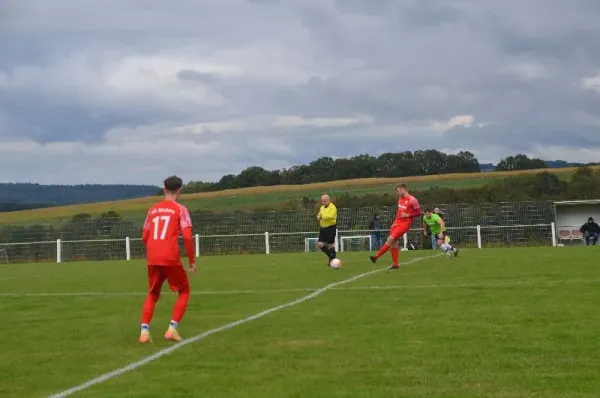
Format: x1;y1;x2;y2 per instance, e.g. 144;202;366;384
139;175;197;344
423;209;458;257
369;184;421;269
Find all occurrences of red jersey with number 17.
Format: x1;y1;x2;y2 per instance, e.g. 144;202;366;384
142;200;194;267
395;194;422;225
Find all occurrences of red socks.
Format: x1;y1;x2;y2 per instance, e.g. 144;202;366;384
171;289;190;323
375;244;400;266
391;247;399;266
375;243;390;259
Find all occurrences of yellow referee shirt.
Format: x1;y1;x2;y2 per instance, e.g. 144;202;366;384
318;203;337;228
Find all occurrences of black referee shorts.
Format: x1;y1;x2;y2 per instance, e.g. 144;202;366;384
318;225;337;245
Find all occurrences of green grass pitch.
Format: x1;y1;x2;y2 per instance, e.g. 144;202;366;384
1;247;599;397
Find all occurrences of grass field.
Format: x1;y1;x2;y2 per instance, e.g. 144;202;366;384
0;167;588;225
2;247;599;397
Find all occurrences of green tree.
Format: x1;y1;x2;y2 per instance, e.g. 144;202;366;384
566;166;600;199
414;150;448;175
308;157;335;182
235;166;280;188
445;151;480;173
376;152;423;177
496;154;546;171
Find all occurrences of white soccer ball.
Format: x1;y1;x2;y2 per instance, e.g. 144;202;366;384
329;258;342;269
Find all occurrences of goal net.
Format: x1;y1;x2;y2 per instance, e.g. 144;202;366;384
304;234;341;253
0;248;8;264
304;237;319;252
340;235;372;252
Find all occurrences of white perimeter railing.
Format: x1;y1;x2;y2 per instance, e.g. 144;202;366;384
0;223;559;263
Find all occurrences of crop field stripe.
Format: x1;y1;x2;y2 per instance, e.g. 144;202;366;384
3;278;600;299
47;254;439;398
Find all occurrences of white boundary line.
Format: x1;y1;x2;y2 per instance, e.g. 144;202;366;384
2;278;599;298
47;255;436;398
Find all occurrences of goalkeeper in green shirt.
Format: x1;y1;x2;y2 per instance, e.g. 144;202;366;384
422;209;459;257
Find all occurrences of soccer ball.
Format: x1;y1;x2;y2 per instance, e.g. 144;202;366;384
329;258;342;269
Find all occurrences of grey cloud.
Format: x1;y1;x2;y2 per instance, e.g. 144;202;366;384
1;0;600;184
176;70;219;84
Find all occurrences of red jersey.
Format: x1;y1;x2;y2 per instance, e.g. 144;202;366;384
142;200;195;266
395;194;422;224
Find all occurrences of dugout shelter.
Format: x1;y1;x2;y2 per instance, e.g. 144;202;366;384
554;199;600;244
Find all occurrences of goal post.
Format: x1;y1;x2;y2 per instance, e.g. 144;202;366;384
0;248;8;264
304;237;319;252
304;229;340;252
340;235;372;252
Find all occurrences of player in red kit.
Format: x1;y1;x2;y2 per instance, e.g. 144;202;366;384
369;184;421;269
139;175;196;344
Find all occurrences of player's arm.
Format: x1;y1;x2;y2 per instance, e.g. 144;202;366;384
316;206;322;220
422;217;428;235
179;206;196;273
408;196;422;218
142;211;151;244
401;196;422;218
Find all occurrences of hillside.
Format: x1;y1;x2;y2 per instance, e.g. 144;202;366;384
0;166;591;225
0;183;159;212
1;153;592;215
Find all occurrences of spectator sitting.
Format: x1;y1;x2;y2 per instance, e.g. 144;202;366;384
580;217;600;246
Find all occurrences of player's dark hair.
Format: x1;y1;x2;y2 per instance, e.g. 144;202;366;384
163;175;184;193
396;183;408;190
424;208;432;213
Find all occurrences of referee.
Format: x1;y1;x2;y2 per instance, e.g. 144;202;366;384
316;194;337;264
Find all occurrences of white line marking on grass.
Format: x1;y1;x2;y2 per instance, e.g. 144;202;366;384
0;275;55;281
47;255;436;398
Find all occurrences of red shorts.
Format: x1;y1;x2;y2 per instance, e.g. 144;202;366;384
147;265;190;293
389;223;410;240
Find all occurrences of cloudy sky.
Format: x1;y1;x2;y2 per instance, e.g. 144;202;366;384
1;0;600;184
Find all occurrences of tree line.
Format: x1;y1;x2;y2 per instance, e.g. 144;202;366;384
181;150;591;194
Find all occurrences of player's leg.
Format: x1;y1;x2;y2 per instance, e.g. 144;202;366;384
593;232;599;245
164;266;191;341
140;265;166;343
389;225;410;268
431;234;438;250
370;234;393;262
317;228;331;261
389;239;400;269
370;225;404;267
327;227;337;260
438;232;458;256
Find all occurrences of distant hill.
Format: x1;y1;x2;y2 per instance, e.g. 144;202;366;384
543;160;599;168
0;183;159;213
480;160;595;172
